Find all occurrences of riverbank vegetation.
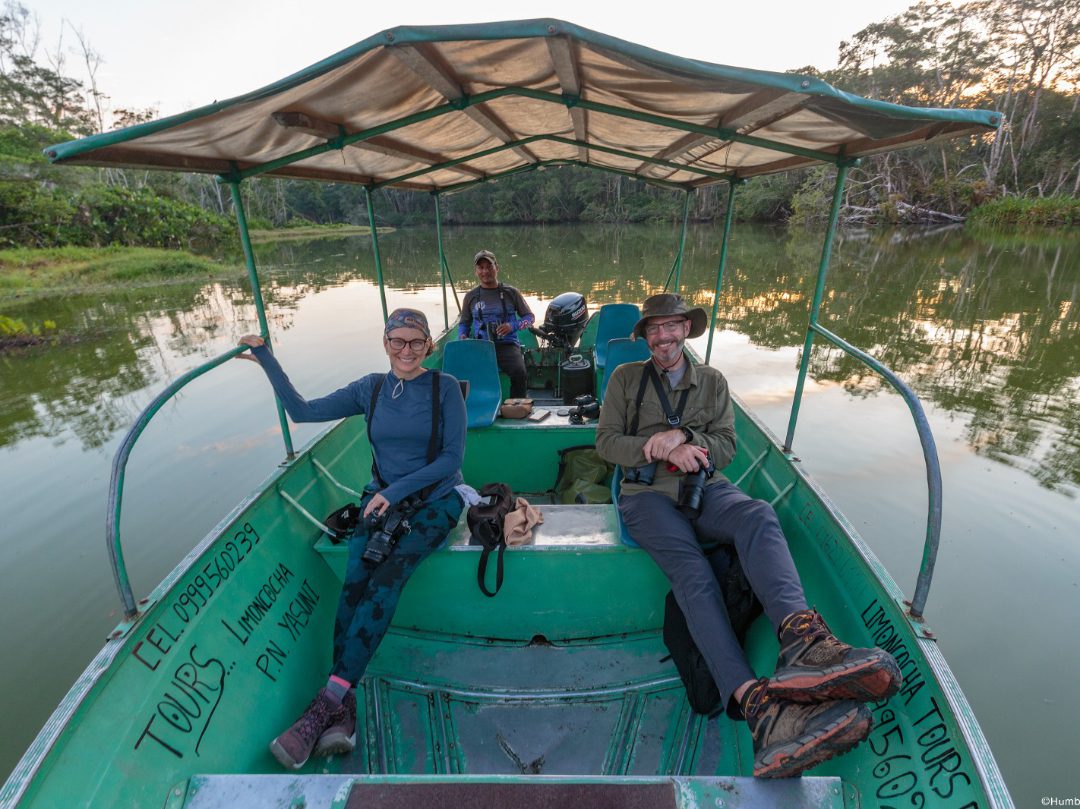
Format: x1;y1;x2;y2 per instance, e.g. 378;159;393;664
966;196;1080;227
0;0;1076;241
0;246;230;300
247;224;380;242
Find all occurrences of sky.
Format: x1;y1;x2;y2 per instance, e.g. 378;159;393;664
24;0;920;122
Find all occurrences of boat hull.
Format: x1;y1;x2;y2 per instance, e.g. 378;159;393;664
1;400;1011;808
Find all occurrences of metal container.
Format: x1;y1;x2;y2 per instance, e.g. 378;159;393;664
561;353;594;404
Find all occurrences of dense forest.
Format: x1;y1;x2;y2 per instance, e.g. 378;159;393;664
0;0;1077;249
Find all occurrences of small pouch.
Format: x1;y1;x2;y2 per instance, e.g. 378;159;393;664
499;398;534;419
324;502;362;543
503;497;543;545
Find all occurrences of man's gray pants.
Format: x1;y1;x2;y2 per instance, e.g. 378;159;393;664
619;482;807;714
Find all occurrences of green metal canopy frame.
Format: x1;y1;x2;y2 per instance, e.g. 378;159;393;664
44;19;1000;189
64;20;1001;621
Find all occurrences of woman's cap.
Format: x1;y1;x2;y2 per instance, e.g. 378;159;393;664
385;308;430;338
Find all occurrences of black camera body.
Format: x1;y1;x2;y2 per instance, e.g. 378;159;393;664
568;393;601;424
362;506;412;566
678;458;716;518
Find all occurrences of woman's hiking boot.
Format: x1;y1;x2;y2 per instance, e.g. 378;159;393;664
741;679;873;778
314;689;357;757
269;688;337;769
770;610;902;703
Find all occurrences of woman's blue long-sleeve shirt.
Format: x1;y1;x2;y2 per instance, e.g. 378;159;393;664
251;344;466;505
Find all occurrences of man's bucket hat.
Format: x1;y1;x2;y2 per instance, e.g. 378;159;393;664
632;293;708;339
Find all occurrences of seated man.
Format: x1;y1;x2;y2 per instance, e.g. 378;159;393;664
596;292;901;779
458;250;535;398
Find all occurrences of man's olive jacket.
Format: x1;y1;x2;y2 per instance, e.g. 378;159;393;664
596;356;737;500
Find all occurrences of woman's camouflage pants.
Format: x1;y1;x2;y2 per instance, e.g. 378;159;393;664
330;491;462;683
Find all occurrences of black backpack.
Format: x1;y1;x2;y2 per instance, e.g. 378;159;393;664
466;482;515;597
662;545;763;716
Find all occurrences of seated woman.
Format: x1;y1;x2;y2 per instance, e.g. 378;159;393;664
238;308;466;770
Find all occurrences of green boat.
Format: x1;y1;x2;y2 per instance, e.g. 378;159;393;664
2;20;1013;809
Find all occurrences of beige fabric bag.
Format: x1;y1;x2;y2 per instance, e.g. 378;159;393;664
503;497;543;545
499;398;533;419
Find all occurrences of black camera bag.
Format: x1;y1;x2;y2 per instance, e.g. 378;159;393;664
662;545;763;716
324;502;362;542
467;482;514;597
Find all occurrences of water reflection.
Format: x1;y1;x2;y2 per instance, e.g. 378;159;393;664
1;225;1077;496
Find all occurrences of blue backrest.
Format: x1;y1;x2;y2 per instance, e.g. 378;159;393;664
599;338;651;400
610;466;640;547
442;339;501;429
594;303;641;368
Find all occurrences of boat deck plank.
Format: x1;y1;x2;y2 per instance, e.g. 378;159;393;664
171;774;847;809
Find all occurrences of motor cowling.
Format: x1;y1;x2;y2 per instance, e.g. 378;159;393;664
538;292;588;349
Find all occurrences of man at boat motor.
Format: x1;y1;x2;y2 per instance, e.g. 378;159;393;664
596;292;902;779
458;249;535;398
238;307;467;770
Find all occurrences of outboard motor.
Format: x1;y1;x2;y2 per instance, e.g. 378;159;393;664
534;292;588;351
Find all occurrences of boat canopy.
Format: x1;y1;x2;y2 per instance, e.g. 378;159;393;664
45;19;1001;192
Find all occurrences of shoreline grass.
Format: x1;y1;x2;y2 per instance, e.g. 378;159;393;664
0;246;239;303
247;224;391;243
968;196;1079;228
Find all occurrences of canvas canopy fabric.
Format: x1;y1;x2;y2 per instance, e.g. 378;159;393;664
45;19;1001;191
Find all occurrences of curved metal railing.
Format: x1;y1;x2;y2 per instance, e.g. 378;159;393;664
106;345;251;619
807;323;943;619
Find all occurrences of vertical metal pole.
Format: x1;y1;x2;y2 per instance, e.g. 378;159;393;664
705;181;739;365
365;186;389;322
228;180;295;460
783;161;853;453
672;190;692;293
434;193;462;317
434;193;449;330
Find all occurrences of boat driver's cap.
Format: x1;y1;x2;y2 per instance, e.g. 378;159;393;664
632;293;708;339
385;307;430;338
474;249;498;266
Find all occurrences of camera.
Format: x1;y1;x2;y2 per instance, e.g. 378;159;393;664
361;506;413;566
568;393;601;424
623;461;657;485
678;456;716;518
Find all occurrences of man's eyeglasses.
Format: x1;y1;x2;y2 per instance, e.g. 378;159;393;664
644;319;687;336
388;337;428;351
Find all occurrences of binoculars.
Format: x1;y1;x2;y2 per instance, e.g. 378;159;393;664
624;453;716;519
568;394;600;424
677;457;716;519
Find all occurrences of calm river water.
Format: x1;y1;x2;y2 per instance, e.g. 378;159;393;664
1;223;1077;805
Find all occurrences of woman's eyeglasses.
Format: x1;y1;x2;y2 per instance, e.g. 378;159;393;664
388;337;428;351
644;319;687;336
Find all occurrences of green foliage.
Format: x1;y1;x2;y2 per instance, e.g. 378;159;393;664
0;313;55;336
69;185;234;248
968;196;1080;227
0;179;77;246
733;173;802;222
0;179;234;249
788;168;835;226
0;246;231;303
